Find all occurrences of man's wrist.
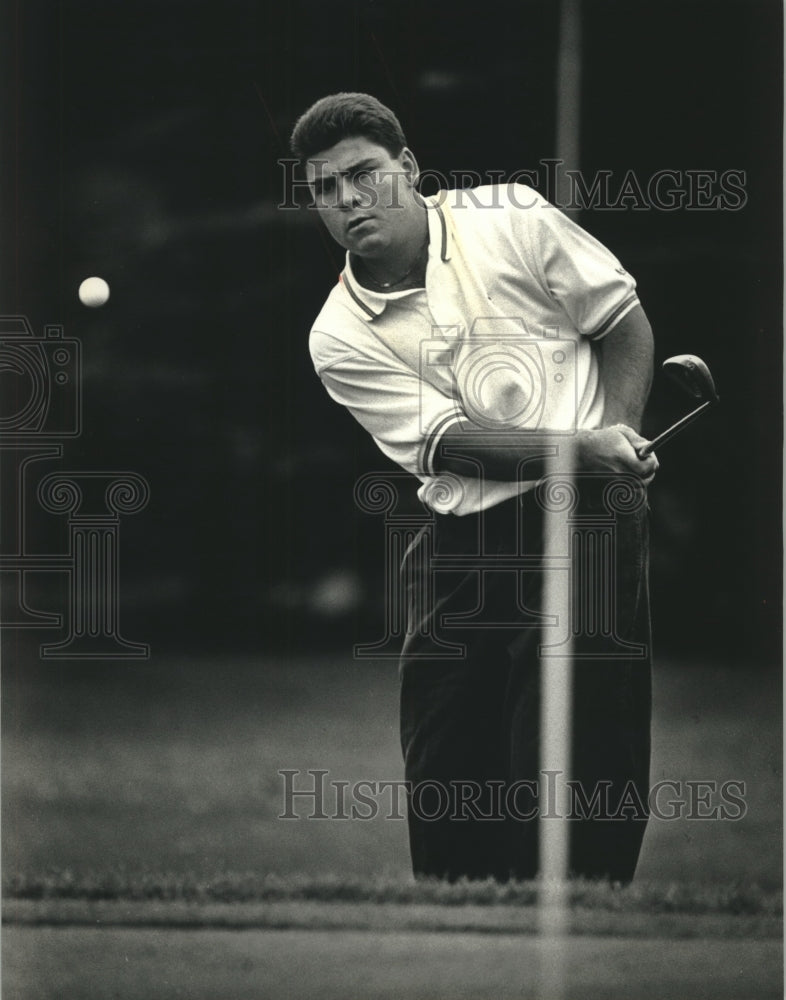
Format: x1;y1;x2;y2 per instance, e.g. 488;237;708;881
602;411;642;433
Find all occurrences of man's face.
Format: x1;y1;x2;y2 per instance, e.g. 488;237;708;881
304;136;418;258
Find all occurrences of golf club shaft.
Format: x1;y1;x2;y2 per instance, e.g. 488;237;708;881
637;399;715;458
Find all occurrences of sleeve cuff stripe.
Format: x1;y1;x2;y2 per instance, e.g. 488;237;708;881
421;411;463;475
589;296;639;341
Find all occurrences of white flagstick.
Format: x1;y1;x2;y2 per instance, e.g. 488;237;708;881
537;446;574;1000
538;442;574;932
538;4;582;995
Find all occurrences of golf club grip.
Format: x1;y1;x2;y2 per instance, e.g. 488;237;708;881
636;399;716;459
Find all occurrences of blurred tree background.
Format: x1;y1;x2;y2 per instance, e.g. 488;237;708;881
2;0;781;662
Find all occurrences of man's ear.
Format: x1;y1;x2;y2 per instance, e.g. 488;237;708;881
399;147;420;187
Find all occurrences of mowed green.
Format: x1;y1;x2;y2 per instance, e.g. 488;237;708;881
3;927;783;1000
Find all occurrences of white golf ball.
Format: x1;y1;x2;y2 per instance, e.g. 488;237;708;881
78;276;110;308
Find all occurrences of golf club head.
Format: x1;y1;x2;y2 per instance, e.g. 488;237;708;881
661;354;719;403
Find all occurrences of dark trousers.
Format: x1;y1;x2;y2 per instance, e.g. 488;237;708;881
399;477;652;883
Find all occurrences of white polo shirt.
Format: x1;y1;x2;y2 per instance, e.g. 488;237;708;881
309;184;639;515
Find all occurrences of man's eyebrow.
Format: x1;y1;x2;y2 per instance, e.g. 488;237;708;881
346;157;381;173
310;157;381;190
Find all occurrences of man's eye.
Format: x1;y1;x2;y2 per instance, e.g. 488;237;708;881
354;169;373;183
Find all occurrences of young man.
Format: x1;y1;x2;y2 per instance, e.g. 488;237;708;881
290;93;658;882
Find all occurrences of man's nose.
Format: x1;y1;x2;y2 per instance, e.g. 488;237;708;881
336;176;362;209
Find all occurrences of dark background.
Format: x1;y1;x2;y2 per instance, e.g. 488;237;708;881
2;0;782;663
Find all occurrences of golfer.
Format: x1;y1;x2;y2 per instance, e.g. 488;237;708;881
290;93;658;882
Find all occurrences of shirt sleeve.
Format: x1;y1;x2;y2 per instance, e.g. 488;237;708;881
311;330;464;477
515;188;640;340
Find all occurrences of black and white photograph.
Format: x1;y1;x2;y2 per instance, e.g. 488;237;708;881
2;1;782;997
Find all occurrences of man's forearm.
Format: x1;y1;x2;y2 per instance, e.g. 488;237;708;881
434;420;658;486
597;303;654;432
434;423;556;481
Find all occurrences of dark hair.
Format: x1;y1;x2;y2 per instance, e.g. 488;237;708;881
290;92;407;163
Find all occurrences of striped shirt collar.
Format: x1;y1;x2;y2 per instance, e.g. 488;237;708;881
338;196;452;321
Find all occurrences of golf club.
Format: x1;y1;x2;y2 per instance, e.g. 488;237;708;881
637;354;719;458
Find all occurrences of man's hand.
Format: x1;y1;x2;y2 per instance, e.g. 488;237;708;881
576;424;658;485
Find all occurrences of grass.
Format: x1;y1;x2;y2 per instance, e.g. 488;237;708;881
3;653;782;888
5;870;782;915
3;651;782;946
4;871;782;939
